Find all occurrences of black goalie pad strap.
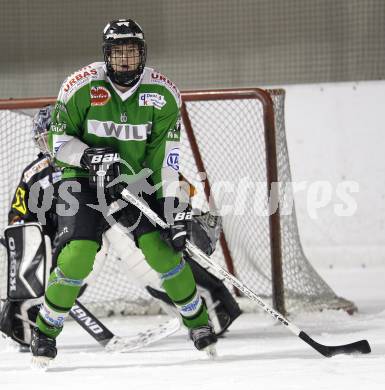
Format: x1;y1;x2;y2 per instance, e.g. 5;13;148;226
4;223;49;301
0;299;41;346
0;300;16;338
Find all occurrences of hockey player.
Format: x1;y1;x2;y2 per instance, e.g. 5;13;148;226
32;19;217;363
102;212;241;337
0;105;240;352
0;105;59;349
8;105;60;238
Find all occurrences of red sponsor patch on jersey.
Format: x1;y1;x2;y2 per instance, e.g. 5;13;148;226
90;86;111;106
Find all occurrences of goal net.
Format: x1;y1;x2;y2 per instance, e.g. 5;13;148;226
0;89;356;316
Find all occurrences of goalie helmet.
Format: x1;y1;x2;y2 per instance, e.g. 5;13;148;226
103;19;147;87
32;105;53;155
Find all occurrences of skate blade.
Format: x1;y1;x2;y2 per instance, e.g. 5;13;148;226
204;344;217;359
31;356;53;370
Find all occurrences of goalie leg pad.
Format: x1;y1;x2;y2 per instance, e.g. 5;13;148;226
0;301;16;338
103;223;161;288
4;223;51;301
0;298;41;346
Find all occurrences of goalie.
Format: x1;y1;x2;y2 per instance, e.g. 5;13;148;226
0;105;59;348
0;105;241;350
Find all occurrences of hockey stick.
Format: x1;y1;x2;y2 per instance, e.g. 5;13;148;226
120;188;371;357
9;302;179;352
70;300;180;352
0;236;180;352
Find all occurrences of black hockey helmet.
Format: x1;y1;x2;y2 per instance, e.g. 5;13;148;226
32;105;53;155
103;19;147;87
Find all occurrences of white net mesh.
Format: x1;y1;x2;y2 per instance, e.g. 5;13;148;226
0;89;356;316
269;91;354;312
179;89;355;313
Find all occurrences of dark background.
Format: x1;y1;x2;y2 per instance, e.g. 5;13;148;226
1;0;384;98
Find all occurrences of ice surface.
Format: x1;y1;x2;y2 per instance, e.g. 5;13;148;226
1;266;384;390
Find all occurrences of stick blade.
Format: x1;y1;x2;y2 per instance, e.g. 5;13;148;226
322;339;371;357
105;318;180;352
299;331;371;357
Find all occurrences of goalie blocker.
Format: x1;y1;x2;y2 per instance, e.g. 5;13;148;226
0;223;51;346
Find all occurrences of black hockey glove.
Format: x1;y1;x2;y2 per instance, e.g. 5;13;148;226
80;147;121;197
159;198;191;252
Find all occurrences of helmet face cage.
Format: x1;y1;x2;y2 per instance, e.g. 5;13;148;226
103;19;147;87
32;105;53;155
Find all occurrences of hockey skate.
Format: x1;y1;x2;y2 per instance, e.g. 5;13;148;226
189;321;218;358
31;327;57;368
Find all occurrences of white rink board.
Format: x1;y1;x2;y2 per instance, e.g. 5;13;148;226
282;81;385;267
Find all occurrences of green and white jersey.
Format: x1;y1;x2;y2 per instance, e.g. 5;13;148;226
49;62;181;198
